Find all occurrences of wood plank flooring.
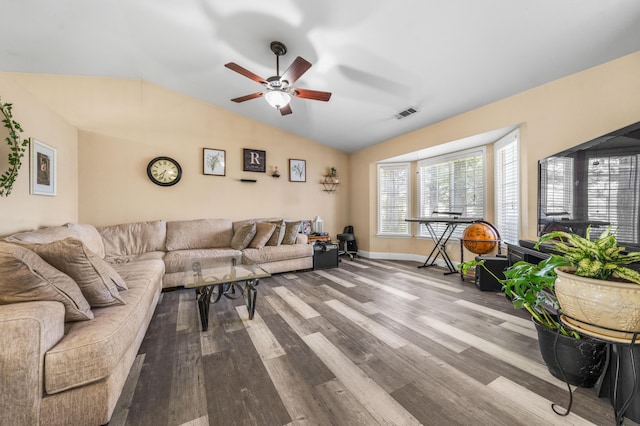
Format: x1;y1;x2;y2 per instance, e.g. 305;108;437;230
109;259;622;425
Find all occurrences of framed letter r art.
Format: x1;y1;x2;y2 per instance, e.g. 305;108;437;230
30;139;57;196
243;148;266;173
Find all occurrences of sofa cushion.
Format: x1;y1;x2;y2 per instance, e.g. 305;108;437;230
0;241;93;322
99;220;167;258
105;251;165;264
248;222;276;249
282;221;302;245
166;219;233;250
26;238;125;307
5;225;76;244
44;259;163;394
242;244;314;263
230;223;256;250
65;223;106;259
266;219;286;246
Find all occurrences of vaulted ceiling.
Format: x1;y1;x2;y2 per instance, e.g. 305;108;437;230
2;1;640;152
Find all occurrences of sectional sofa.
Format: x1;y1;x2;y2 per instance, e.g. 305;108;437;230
0;218;312;425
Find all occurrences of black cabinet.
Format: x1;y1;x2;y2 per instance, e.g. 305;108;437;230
474;256;508;291
313;242;338;270
507;242;550;266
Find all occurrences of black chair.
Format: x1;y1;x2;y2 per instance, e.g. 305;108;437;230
337;225;358;260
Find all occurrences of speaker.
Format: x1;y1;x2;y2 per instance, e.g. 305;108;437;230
474;256;508;292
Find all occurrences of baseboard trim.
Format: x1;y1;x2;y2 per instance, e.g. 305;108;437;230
355;250;447;269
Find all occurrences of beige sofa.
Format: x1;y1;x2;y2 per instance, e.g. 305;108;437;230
0;218;312;425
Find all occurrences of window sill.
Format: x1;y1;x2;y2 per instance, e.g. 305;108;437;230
375;234;411;239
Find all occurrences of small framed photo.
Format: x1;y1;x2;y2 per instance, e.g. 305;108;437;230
30;139;56;196
243;148;266;173
289;159;306;182
203;148;225;176
301;220;312;235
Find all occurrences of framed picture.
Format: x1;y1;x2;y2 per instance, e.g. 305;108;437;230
203;148;225;176
30;139;56;196
243;148;266;173
289;159;306;182
301;220;312;235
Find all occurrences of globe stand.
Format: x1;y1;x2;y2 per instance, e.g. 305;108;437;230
459;220;502;281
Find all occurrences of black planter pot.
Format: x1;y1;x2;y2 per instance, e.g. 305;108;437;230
534;319;607;388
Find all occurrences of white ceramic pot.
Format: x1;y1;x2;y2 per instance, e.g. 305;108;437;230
555;266;640;341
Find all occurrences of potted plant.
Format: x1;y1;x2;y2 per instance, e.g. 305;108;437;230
536;227;640;340
460;254;607;387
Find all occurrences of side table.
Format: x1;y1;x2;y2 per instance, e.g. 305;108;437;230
307;235;331;244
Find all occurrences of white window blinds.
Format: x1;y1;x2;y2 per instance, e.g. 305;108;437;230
377;163;410;236
495;130;519;244
417;149;485;239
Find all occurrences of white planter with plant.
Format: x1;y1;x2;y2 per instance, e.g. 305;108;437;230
538;227;640;340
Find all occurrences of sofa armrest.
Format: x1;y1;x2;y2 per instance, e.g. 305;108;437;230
295;233;308;244
0;301;65;425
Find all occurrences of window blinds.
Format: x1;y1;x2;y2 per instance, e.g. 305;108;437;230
417;149;485;239
495;131;519;244
377;163;410;235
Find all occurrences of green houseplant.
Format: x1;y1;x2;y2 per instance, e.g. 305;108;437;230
462;255;573;334
0;98;30;197
537;226;640;284
460;245;608;388
537;227;640;340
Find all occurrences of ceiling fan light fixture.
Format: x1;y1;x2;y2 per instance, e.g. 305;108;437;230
264;90;291;109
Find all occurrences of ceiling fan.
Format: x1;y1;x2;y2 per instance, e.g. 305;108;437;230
224;41;332;116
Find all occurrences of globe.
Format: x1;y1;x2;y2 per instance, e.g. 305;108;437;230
462;222;498;255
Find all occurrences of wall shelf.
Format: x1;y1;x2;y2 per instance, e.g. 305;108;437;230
321;175;340;193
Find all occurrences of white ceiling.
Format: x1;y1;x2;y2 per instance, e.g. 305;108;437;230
2;1;640;153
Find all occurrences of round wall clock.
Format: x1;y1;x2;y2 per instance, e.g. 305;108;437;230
147;156;182;186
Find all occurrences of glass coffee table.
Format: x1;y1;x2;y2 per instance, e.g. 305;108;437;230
172;255;270;331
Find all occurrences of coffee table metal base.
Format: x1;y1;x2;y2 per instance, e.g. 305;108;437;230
195;279;260;331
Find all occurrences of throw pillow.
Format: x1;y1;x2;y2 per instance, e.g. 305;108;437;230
230;223;257;250
0;242;94;322
25;238;126;307
266;220;286;246
249;222;277;249
282;221;302;245
65;222;106;259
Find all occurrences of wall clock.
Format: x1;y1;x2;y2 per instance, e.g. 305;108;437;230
147;156;182;186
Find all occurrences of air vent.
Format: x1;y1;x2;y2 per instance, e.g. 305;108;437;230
395;107;418;120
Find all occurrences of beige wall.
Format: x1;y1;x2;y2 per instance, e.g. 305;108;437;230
351;51;640;260
3;50;639;249
0;74;78;236
4;74;349;236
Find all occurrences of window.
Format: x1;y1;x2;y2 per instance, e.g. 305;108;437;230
417;148;485;239
495;130;520;244
377;163;410;236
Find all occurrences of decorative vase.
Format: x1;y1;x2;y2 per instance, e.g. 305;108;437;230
312;216;324;233
555;266;640;341
533;319;607;388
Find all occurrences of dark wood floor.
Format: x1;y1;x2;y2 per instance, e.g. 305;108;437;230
109;258;622;425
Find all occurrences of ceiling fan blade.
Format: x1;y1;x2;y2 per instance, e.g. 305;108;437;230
230;92;264;103
293;89;332;102
224;62;268;85
279;104;293;116
281;57;311;85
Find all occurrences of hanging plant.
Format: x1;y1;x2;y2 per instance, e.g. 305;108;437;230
0;97;30;197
